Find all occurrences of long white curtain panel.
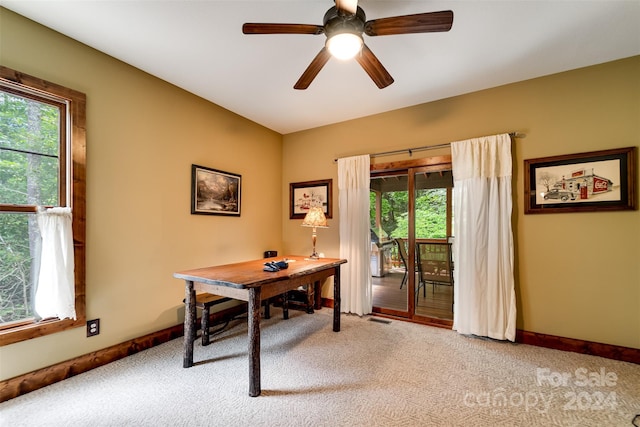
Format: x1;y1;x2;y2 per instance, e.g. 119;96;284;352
338;155;372;316
451;134;516;341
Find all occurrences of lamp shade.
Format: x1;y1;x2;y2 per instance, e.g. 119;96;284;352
301;207;328;228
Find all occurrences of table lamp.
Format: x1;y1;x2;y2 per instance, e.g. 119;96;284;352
301;206;328;259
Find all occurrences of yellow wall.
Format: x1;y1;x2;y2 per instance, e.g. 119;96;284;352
282;56;640;349
1;8;639;382
0;9;283;380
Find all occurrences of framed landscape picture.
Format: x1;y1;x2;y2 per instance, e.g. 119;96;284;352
191;164;241;216
290;179;332;219
524;147;636;214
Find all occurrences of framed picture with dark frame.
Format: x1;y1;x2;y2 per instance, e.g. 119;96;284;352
290;179;333;219
524;146;636;214
191;164;241;216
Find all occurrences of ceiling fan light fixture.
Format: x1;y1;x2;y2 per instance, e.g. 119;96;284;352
326;32;363;60
244;5;453;89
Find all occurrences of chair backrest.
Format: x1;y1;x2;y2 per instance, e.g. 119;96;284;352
394;238;408;268
416;241;453;285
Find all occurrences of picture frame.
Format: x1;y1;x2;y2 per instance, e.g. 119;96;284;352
524;147;636;214
191;164;241;216
290;179;333;219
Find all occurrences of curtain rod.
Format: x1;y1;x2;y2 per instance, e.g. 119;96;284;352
334;132;525;162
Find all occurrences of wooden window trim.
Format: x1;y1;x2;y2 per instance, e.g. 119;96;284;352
0;66;86;346
370;155;452;173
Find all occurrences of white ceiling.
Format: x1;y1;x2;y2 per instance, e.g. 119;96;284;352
2;0;639;134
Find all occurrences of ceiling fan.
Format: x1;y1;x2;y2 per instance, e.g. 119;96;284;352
242;0;453;90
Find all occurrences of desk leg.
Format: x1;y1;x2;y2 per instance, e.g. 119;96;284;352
183;280;196;368
263;299;271;319
333;267;341;332
248;287;261;397
313;280;322;310
306;283;315;314
282;291;289;320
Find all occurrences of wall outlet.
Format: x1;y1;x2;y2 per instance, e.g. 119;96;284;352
87;319;100;337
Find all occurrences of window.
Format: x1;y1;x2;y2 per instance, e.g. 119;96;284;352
0;66;86;346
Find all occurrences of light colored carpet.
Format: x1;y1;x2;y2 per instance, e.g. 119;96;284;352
1;309;639;426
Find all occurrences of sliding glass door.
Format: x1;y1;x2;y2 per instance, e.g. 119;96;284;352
370;172;409;315
370;158;454;324
413;167;454;321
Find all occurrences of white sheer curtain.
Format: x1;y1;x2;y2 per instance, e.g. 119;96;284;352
451;134;516;341
338;155;372;315
34;207;76;320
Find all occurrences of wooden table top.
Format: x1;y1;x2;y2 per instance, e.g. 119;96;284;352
174;255;347;289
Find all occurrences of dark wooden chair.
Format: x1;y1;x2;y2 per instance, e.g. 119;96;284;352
285;283;317;314
186;293;231;346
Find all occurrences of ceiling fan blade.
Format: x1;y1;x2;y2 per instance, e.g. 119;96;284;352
294;47;332;90
354;44;394;89
364;10;453;36
336;0;358;15
242;23;324;35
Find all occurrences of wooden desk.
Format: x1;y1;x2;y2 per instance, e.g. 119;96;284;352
174;255;347;397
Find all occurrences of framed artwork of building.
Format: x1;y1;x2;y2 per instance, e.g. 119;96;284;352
524;147;636;214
